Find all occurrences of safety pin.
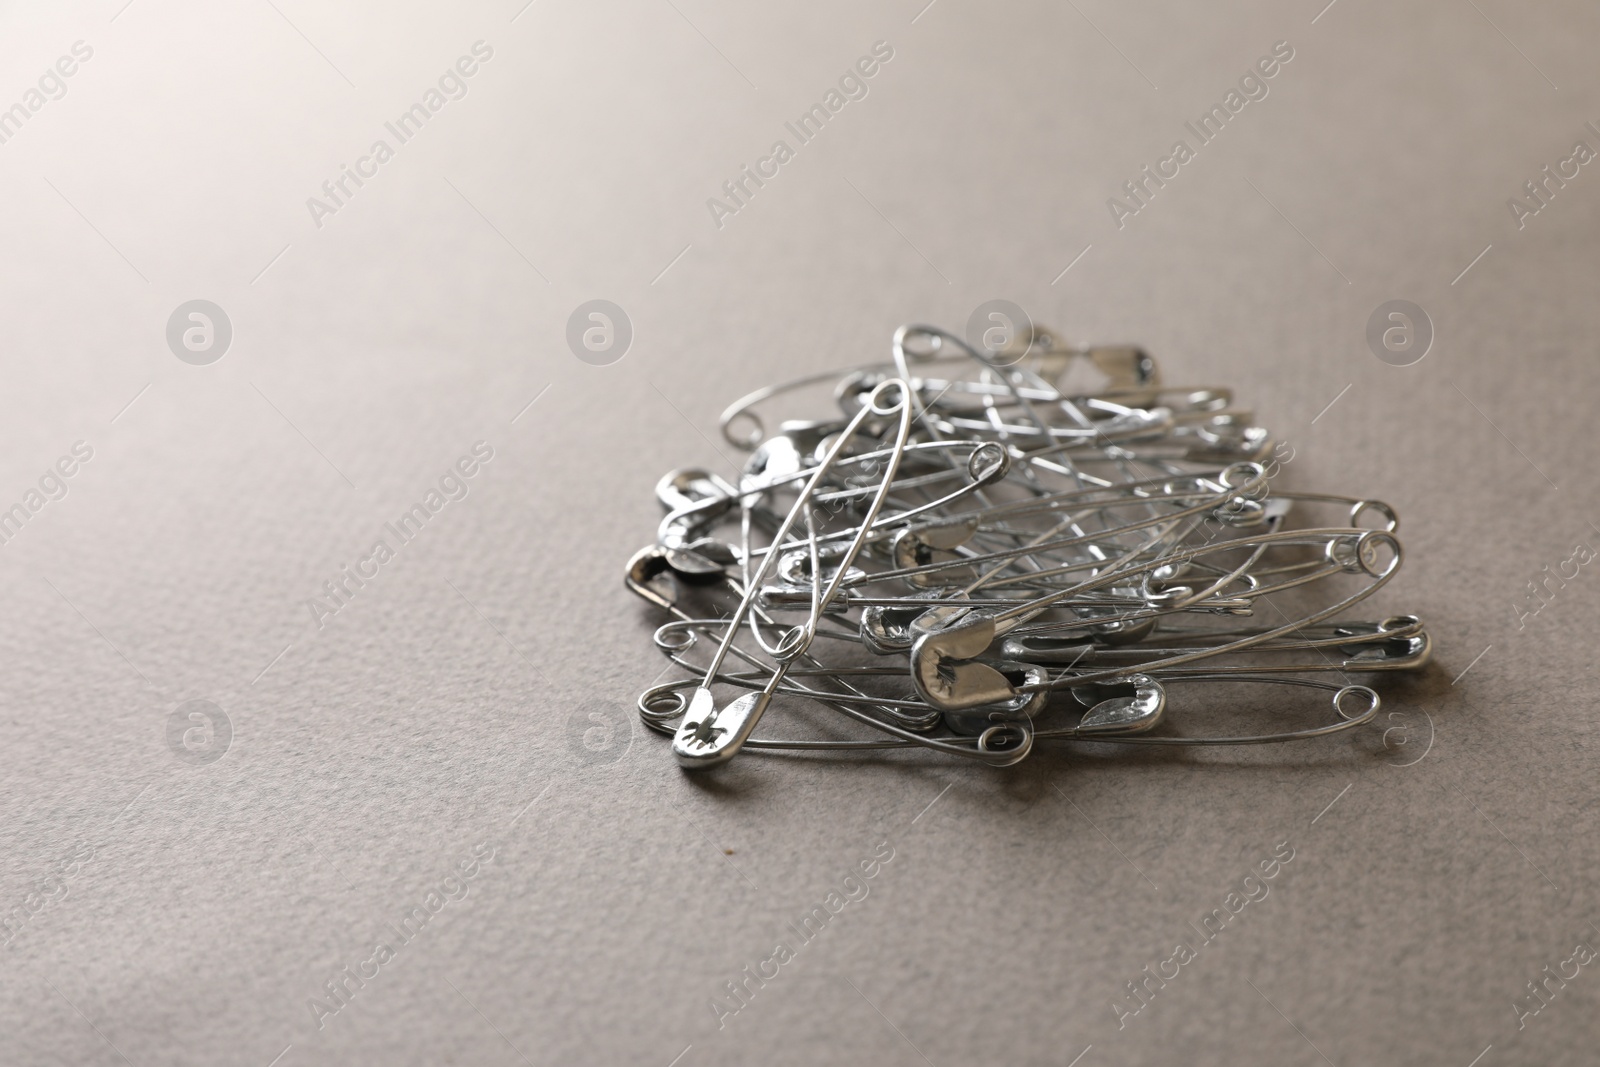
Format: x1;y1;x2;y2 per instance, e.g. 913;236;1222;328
908;527;1402;710
671;378;912;768
1034;677;1381;746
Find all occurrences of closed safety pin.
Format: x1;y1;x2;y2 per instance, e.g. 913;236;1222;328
671;378;911;767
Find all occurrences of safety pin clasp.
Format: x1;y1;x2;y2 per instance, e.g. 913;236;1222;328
1342;631;1431;670
942;662;1050;735
672;688;772;768
1071;675;1166;736
890;517;980;587
859;590;946;653
910;612;1025;711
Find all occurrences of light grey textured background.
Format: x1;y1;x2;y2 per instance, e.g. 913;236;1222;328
1;1;1597;1065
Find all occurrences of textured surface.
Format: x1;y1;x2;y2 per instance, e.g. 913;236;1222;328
1;1;1598;1065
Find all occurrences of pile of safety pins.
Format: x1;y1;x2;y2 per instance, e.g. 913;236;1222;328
627;324;1429;769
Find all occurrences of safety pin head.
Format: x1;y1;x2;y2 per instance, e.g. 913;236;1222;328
1079;344;1160;389
859;590;946;653
655;468;737;512
664;538;739;580
777;545;866;589
891;518;980;587
656;498;739;578
942;662;1050;735
1071;675;1166;736
909;612;1020;711
1342;631;1431;670
1083;606;1160;646
741;434;806;492
672;688;772;769
626;545;680;612
893;516;978;557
